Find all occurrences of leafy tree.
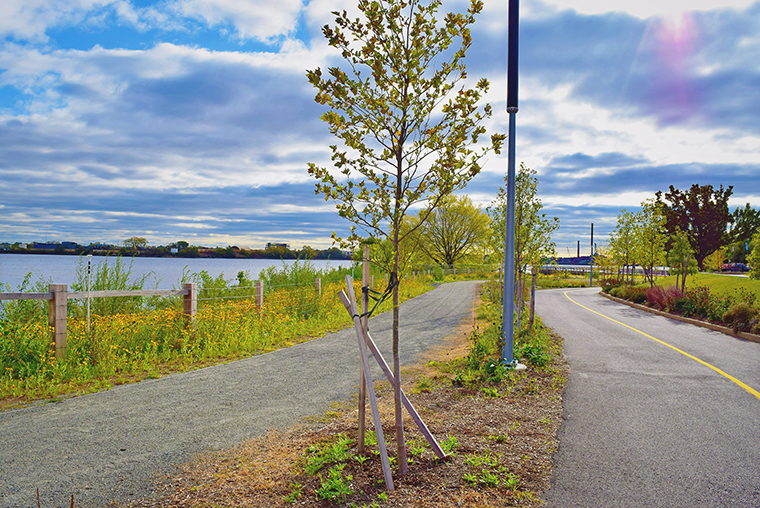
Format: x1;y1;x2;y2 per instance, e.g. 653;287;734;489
635;199;667;287
731;204;760;244
609;210;638;284
704;247;727;272
667;229;698;292
416;194;489;268
124;237;147;249
749;231;760;280
655;184;734;269
306;0;504;472
488;164;559;323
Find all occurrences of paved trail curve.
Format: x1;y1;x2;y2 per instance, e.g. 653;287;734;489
537;287;760;508
1;280;480;508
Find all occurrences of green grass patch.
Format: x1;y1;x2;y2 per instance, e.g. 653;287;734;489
653;272;760;300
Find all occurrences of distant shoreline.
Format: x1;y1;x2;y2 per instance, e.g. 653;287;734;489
0;249;353;261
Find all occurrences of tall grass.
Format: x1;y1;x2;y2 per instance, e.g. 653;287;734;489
0;258;434;405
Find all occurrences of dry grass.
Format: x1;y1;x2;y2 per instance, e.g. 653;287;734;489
132;297;567;508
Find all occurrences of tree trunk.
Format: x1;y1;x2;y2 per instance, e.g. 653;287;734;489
393;232;407;474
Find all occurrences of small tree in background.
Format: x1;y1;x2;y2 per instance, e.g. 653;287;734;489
488;164;559;325
635;199;667;287
748;231;760;280
416;194;490;268
306;0;504;472
667;229;698;292
609;210;638;284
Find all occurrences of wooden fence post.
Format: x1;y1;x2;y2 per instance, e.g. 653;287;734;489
255;280;264;308
183;283;197;331
529;272;537;330
48;284;67;359
315;278;321;296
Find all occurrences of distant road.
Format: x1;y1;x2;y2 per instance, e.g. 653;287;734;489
0;280;480;508
537;287;760;507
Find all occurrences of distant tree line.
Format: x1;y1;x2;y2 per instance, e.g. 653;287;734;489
0;239;352;261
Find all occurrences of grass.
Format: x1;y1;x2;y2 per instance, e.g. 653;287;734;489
0;259;435;407
652;272;760;299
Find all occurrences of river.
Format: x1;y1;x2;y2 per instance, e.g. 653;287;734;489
0;254;354;290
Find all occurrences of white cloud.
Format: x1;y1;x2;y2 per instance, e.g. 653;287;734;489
539;0;759;19
0;0;111;41
169;0;304;41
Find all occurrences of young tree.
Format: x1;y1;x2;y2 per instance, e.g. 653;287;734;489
748;231;760;280
306;0;504;472
667;228;698;292
609;210;638;284
635;199;667;287
416;194;489;268
488;164;559;324
655;184;734;270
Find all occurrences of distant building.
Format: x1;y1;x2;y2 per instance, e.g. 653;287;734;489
266;242;290;249
31;242;61;250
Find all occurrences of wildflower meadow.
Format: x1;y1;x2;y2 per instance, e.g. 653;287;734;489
0;257;436;405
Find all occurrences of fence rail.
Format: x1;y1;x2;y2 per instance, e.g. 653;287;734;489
0;279;329;359
1;283;200;359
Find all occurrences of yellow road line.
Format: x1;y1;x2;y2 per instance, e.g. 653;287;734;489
564;291;760;401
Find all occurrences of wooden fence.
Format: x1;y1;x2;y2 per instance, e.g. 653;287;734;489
0;278;324;359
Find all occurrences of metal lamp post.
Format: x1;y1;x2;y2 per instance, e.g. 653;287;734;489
500;0;524;369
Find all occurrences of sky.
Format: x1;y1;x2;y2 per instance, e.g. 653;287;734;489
1;0;759;255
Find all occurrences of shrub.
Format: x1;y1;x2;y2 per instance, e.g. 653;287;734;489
601;278;623;292
675;286;712;318
619;285;647;304
723;303;759;333
646;285;683;311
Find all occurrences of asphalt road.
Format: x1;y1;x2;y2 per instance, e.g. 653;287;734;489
537;287;760;508
0;280;480;508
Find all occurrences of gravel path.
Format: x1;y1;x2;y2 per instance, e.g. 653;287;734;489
1;280;479;508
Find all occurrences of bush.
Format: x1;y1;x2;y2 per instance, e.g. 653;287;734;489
675;286;712;318
646;285;683;311
618;285;647;304
723;302;759;333
601;278;623;292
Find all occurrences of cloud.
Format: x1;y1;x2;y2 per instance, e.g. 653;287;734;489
537;0;760;19
167;0;304;41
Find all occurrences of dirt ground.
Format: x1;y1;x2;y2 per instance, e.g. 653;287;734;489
131;298;568;508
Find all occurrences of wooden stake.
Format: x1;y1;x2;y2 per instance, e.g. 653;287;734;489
342;277;394;491
359;246;370;455
337;291;446;459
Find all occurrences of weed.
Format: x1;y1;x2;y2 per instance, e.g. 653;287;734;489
283;482;302;503
441;435;459;455
481;386;499;398
304;434;354;475
316;464;353;502
364;430;378;448
464;451;499;468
